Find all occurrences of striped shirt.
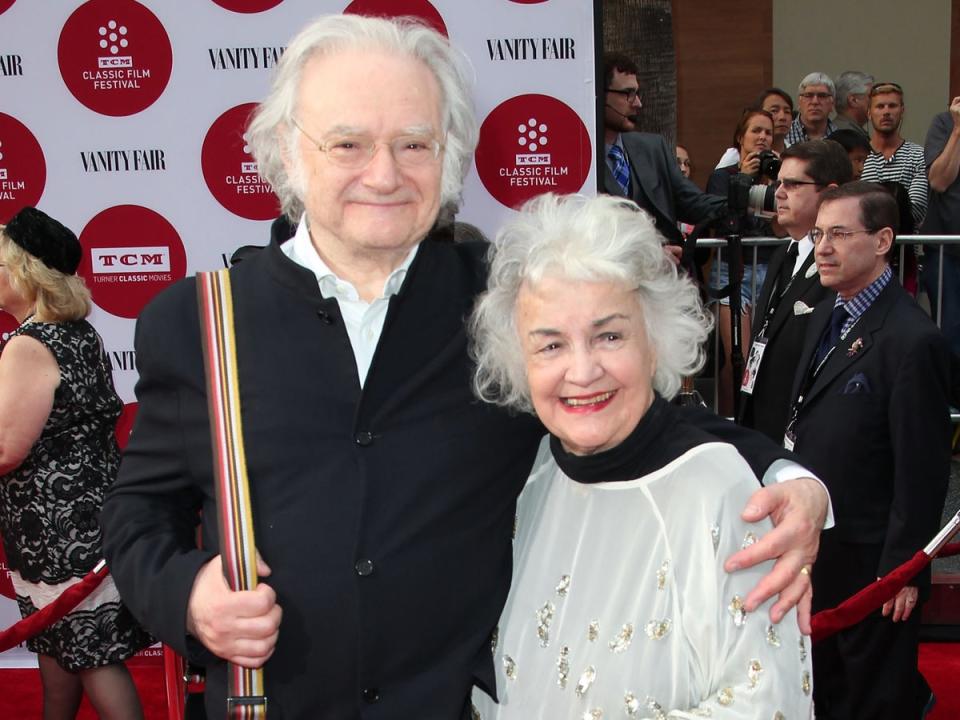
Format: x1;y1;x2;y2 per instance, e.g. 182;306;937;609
860;140;928;228
834;266;893;336
784;116;837;148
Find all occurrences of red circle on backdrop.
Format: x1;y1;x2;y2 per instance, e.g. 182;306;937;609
343;0;447;37
0;0;17;14
115;402;138;449
475;94;592;209
0;311;18;347
57;0;173;117
201;103;281;221
77;205;186;319
0;113;46;223
210;0;283;12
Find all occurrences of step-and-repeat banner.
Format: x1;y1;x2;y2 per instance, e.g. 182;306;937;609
0;0;597;667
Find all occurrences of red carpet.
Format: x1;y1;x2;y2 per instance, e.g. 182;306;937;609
920;642;960;720
0;660;168;719
0;644;957;717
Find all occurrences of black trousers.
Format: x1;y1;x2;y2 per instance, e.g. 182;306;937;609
812;534;930;719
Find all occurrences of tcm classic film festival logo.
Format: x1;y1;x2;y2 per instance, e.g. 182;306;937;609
0;113;46;223
58;0;172;116
202;104;280;221
77;205;186;319
475;94;591;208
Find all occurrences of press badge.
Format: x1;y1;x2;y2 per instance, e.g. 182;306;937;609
740;338;767;394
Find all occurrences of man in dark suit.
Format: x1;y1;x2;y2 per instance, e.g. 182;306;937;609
101;17;831;719
601;53;724;244
739;140;852;441
786;182;951;719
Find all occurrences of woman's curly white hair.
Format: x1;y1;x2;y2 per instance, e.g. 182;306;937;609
469;193;711;413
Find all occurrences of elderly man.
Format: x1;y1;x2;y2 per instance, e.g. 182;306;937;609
102;15;828;719
832;70;874;138
785;72;838;147
861;82;929;229
786;182;951;719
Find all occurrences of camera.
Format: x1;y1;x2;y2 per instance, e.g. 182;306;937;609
757;150;781;180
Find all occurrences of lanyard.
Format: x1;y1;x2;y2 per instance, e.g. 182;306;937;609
783;314;861;449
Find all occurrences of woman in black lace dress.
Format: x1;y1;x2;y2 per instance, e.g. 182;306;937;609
0;207;151;719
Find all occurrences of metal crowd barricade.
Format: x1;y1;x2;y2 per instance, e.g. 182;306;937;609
695;234;960;420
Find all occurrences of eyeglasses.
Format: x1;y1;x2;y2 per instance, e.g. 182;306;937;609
775;178;823;191
870;82;903;96
810;227;877;244
798;92;833;101
607;87;640;102
292;120;444;170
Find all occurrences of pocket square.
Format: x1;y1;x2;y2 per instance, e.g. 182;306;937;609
842;372;871;394
793;301;814;315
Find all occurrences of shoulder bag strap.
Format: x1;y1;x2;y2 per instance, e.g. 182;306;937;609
196;269;268;719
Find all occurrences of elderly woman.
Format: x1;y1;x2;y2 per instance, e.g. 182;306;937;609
469;194;811;718
0;207;151;719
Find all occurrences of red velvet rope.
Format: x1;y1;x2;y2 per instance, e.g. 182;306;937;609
0;562;108;654
811;542;960;644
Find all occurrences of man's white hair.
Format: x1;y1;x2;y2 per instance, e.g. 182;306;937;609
247;14;478;224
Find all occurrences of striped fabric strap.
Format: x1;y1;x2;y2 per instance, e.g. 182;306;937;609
196;270;267;719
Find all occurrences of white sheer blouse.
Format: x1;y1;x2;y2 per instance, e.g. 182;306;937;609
472;437;813;720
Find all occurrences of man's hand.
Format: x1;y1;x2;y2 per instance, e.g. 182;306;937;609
882;584;919;622
186;554;282;667
950;96;960;127
663;244;682;266
724;477;827;633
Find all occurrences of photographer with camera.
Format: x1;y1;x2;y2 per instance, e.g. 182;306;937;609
707;108;785;415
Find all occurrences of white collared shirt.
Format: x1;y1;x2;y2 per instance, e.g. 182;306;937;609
792;234;815;277
280;216;418;387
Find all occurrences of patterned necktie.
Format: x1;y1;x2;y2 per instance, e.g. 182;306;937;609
608;144;631;196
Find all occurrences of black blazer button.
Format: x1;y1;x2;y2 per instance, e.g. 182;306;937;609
355;559;375;576
361;687;380;703
355;431;374;446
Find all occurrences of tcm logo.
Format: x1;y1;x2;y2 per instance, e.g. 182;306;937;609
241;161;258;174
516;117;551;166
98;57;133;69
0;169;6;181
91;246;170;274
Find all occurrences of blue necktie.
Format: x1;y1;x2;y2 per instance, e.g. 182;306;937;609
814;305;849;367
608;144;631;196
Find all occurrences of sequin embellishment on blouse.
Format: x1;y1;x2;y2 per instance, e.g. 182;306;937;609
575;665;596;697
728;595;747;627
608;623;634;653
556;646;569;689
644;619;672;640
